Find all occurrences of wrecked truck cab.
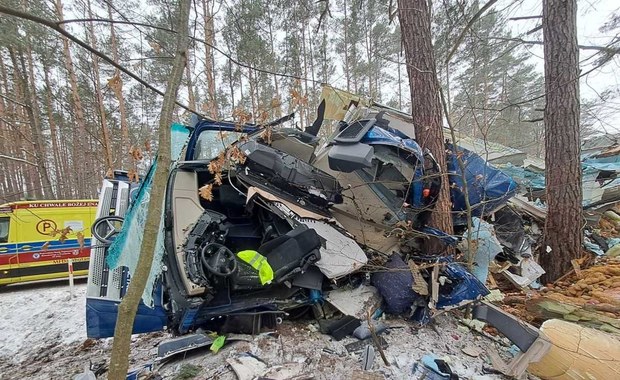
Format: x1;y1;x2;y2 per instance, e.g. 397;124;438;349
87;118;371;338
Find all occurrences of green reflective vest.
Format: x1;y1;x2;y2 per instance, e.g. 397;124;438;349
236;250;274;285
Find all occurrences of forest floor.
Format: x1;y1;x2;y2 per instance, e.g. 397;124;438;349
0;281;532;380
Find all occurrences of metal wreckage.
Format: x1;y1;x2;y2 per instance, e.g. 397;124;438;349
86;87;551;377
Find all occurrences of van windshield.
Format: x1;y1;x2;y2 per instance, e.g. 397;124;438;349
0;217;9;243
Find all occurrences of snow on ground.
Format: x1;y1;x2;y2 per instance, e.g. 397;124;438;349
0;281;523;380
0;281;88;364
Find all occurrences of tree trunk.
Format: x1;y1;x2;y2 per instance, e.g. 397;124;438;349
55;0;88;197
185;54;197;111
541;0;583;281
43;65;64;198
86;0;114;174
268;16;281;117
343;0;351;92
9;47;52;200
202;0;218;118
398;0;454;244
107;1;130;170
107;1;190;378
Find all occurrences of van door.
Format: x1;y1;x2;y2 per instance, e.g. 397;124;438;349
0;216;19;284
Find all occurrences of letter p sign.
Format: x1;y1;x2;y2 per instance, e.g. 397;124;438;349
36;219;58;235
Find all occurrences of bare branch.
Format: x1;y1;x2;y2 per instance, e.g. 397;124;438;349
0;92;30;109
526;24;542;35
0;154;37;166
509;15;542;21
445;0;500;64
488;36;620;54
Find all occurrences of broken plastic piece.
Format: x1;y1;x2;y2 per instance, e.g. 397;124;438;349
420;355;458;380
459;218;503;283
436;260;490;310
345;336;388;353
210;335;226;353
361;345;376;371
322;315;361;341
353;320;387;340
473;302;551;378
157;333;214;361
325;285;381;319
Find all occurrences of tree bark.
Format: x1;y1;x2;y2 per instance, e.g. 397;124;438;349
55;0;88;197
343;0;351;92
541;0;583;281
107;0;190;378
107;1;130;170
8;47;52;200
86;0;114;174
398;0;454;243
202;0;218;118
42;65;65;197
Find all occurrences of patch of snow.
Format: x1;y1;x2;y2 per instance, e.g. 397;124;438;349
0;282;87;364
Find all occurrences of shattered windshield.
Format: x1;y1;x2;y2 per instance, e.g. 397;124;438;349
193;130;241;160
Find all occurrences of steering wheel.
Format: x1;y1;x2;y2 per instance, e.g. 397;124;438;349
200;243;238;277
91;216;124;245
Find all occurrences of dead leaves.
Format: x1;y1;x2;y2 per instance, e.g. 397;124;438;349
214;173;223;186
129;146;144;161
107;72;123;97
260;126;272;145
270;97;282;110
41;228;84;249
148;40;162;53
255;108;269;124
105;168;115;179
228;145;246;165
232;107;252;130
199;184;214;202
290;87;308;107
208;151;226;174
58;227;72;243
77;231;85;248
144;139;152;154
127;169;140;183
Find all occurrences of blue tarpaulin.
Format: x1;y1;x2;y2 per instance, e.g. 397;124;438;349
446;144;518;216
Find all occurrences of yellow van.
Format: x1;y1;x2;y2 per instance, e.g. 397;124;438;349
0;200;98;285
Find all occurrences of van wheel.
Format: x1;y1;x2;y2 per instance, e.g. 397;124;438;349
91;216;124;245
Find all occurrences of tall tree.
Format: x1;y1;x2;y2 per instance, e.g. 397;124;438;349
541;0;583;281
202;0;218;118
398;0;454;242
108;0;191;377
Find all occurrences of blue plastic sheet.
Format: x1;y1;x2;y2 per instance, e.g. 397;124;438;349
446;144;518;216
107;123;190;306
498;163;546;190
435;259;490;309
371;254;422;314
460;218;503;283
